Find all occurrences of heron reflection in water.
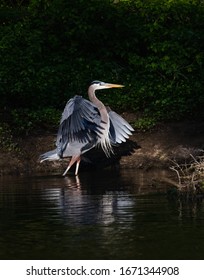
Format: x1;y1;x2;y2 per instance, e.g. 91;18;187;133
40;81;134;176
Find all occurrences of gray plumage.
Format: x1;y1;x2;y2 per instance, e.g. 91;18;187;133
40;81;134;176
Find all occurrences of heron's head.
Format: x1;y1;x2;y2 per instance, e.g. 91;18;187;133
89;80;124;91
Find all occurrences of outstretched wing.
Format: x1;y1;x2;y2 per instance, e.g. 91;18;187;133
56;95;102;156
108;109;134;144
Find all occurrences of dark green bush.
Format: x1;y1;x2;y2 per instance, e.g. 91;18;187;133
0;0;203;133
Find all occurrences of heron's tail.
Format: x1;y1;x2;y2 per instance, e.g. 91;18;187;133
40;149;60;162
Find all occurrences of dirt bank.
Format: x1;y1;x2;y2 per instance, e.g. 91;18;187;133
1;118;204;176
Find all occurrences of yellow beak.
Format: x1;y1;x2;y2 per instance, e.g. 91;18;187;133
105;83;124;88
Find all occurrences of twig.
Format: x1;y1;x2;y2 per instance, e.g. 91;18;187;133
169;166;182;186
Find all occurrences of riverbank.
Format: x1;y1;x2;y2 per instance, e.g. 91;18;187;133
1;118;204;176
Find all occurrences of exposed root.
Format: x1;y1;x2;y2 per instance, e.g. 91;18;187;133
169;153;204;197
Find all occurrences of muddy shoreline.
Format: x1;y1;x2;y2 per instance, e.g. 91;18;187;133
1;119;204;176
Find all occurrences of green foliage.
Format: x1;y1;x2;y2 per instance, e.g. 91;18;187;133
0;0;204;133
10;108;61;135
134;116;157;131
0;122;19;151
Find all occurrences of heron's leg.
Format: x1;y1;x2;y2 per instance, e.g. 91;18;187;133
75;157;81;176
62;156;80;176
62;166;71;177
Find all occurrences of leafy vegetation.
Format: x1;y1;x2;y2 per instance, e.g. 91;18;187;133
0;0;204;134
0;122;19;151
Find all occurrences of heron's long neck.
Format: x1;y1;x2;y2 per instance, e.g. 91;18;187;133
88;87;112;156
88;88;109;124
88;88;105;111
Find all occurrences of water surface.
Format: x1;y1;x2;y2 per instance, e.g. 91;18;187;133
0;169;204;260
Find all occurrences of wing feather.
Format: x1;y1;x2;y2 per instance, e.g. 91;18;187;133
56;95;102;156
108;110;134;145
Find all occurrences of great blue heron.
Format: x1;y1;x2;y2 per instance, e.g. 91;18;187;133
40;80;134;176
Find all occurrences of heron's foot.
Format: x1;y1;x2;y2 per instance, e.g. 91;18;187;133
62;171;78;177
62;172;67;177
62;167;70;176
